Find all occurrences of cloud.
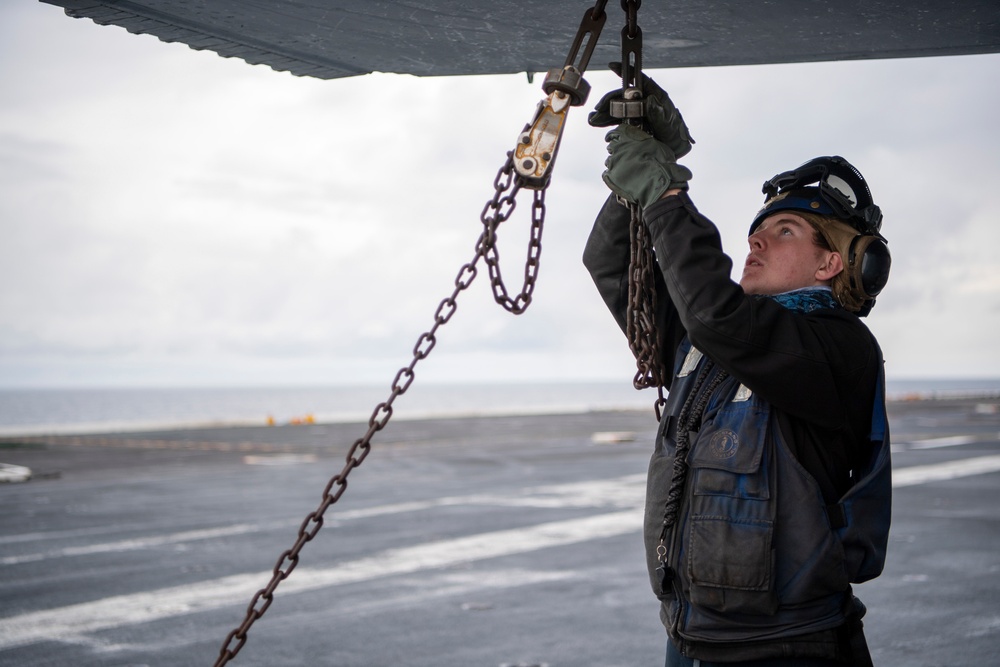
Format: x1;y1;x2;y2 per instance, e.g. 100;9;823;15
1;3;999;386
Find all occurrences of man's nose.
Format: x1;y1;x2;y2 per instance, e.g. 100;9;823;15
748;232;765;250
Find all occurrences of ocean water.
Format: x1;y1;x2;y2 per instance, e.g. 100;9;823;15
0;382;656;436
1;379;999;437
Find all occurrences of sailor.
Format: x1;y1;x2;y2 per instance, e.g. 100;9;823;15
583;74;893;666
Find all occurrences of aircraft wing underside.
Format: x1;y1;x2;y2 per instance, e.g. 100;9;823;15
41;0;1000;80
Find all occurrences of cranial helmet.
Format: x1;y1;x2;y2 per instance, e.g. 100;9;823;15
750;156;891;317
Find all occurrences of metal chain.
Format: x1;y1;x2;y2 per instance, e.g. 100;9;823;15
481;155;546;313
625;202;667;418
624;0;640;36
213;1;615;661
214;152;535;666
615;0;666;418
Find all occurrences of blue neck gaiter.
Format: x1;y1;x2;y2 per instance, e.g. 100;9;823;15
764;287;839;313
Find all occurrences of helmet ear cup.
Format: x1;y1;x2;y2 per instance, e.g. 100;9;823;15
848;235;891;298
846;235;891;316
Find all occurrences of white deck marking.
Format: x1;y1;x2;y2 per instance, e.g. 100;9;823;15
0;509;640;650
0;524;261;566
905;435;977;449
4;455;1000;650
0;462;31;483
0;475;646;565
892;454;1000;487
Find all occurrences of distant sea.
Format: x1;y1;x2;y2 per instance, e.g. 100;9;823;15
1;379;999;437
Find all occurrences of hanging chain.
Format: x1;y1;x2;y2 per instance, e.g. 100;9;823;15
625;201;667;419
616;0;667;419
482;156;545;313
214;152;536;666
213;2;614;661
625;202;666;400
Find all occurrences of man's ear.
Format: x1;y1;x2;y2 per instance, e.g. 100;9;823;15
816;251;844;282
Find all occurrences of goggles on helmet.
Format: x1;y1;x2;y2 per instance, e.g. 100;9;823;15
751;155;883;236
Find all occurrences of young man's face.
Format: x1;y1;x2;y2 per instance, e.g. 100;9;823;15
739;212;842;295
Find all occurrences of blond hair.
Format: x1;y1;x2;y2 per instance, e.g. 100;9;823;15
787;210;867;313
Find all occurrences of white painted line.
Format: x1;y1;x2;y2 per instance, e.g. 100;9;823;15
0;521;196;546
4;453;998;650
0;462;31;483
591;431;637;444
0;509;641;650
0;524;261;566
0;475;647;565
892;454;1000;487
905;435;977;450
243;454;318;465
335;476;646;520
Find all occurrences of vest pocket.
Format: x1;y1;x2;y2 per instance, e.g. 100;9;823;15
690;399;770;500
685;394;777;614
687;516;778;615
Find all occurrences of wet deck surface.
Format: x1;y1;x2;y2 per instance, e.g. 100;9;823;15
1;400;999;666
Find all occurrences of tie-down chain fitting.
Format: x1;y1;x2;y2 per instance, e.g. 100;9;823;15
213;3;622;665
611;0;646;123
513;68;584;189
513;0;608;189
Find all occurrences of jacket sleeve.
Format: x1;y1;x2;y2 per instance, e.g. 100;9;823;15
583;194;687;364
640;193;876;429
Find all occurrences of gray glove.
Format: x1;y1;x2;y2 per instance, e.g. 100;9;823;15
588;63;694;159
603;124;692;209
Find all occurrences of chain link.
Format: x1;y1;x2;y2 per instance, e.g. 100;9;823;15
486;202;545;312
614;0;665;418
619;0;643;91
212;1;618;660
625;202;667;418
625;203;657;385
214;150;542;666
481;155;546;313
624;0;640;37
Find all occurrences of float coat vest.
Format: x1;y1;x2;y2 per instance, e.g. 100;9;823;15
644;338;892;656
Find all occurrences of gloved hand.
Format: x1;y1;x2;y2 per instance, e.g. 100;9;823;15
603;124;692;209
588;63;694;159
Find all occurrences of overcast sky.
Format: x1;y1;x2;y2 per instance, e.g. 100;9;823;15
2;3;999;388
